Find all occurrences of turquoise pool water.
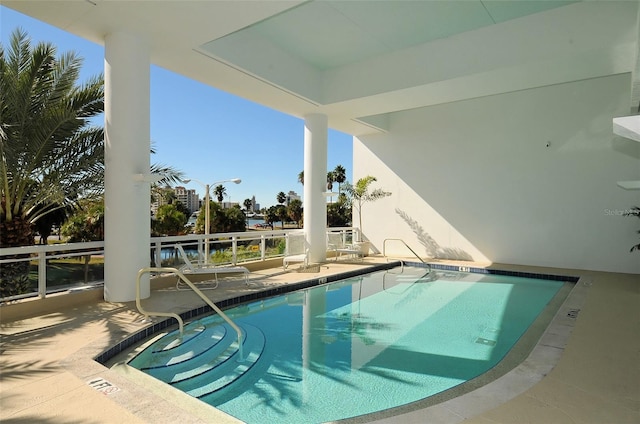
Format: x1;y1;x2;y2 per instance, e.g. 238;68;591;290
129;267;565;423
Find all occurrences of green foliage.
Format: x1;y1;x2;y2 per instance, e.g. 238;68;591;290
342;176;391;233
265;206;279;227
195;201;245;233
60;201;104;242
174;201;190;218
288;199;303;228
59;200;104;284
0;28;105;233
154;204;187;235
327;171;335;191
333;165;347;197
277;191;287;205
213;184;227;203
276;204;288;228
327;195;351;227
31;203;73;244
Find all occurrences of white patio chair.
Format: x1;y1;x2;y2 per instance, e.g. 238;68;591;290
283;233;309;270
174;244;249;289
327;232;363;261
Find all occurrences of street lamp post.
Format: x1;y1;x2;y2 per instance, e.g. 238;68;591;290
181;178;241;264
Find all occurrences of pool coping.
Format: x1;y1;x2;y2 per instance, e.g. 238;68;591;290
97;262;586;423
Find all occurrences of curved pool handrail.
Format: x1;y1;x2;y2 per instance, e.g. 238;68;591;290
136;266;244;361
383;238;431;272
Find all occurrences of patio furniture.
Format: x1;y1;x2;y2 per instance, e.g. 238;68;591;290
174;244;249;289
283;233;309;270
327;232;363;261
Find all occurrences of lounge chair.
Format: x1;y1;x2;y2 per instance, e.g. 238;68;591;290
327;232;363;261
283;233;309;270
174;244;249;289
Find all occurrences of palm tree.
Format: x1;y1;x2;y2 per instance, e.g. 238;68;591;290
288;199;303;228
327;171;335;190
1;29;104;296
277;191;287;205
333;165;346;195
343;176;391;236
213;184;227;206
327;171;335;202
297;171;304;186
243;198;253;213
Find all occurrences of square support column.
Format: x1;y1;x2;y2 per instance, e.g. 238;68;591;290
303;114;328;263
104;32;151;302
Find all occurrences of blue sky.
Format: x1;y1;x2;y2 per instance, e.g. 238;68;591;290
0;6;353;209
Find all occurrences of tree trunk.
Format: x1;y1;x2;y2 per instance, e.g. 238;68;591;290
0;217;35;297
83;255;91;284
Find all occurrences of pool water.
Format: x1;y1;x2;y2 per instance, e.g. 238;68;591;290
129;267;565;423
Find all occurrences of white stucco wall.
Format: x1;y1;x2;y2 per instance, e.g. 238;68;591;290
354;74;640;274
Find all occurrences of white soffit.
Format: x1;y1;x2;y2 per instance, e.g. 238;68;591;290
613;115;640;143
197;0;580;108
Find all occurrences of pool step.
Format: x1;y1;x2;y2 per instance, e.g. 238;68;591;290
144;324;240;383
129;322;228;370
128;321;266;399
174;324;265;398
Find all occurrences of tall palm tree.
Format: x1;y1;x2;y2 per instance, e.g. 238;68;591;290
327;171;335;203
343;176;391;235
333;165;346;195
1;29;104;296
277;191;287;205
213;184;227;206
297;170;304;186
243;198;253;213
326;171;335;190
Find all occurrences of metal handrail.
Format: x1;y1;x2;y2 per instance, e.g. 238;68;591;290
136;266;244;361
383;238;431;272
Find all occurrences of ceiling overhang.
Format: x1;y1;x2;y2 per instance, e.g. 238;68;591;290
3;0;638;135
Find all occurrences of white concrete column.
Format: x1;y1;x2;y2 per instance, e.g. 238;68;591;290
104;32;151;302
303;114;328;263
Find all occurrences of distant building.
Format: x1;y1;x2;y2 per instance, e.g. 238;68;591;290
250;195;260;213
174;186;200;213
151;186;200;215
221;201;240;209
286;191;300;205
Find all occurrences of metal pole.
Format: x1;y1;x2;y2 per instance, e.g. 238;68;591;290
205;183;210;265
180;178;240;265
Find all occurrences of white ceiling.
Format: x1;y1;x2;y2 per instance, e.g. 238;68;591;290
3;0;637;135
209;1;575;71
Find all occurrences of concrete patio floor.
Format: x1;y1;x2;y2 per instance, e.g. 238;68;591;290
0;257;638;423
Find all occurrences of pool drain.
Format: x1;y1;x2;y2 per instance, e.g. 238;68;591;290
475;337;496;346
567;309;580;318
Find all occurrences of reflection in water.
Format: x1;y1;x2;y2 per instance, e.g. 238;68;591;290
181;268;563;423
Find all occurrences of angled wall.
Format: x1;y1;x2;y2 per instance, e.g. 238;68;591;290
355;74;640;274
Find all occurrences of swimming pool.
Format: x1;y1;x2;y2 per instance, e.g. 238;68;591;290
127;266;569;423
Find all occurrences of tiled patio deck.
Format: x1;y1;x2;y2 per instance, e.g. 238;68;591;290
0;258;638;423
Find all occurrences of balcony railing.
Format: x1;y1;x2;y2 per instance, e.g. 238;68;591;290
0;227;358;302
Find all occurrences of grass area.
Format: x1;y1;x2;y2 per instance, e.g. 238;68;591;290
28;256;105;290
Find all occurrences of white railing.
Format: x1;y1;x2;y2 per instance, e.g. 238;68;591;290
136;267;245;361
0;227;358;302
